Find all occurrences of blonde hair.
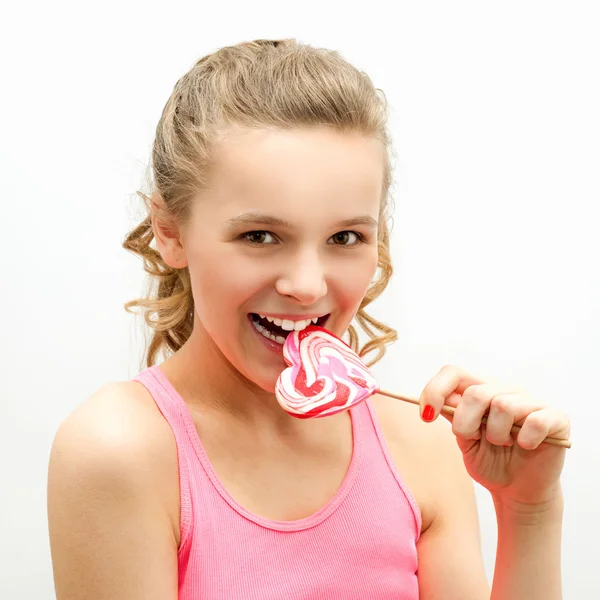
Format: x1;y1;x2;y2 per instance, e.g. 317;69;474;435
123;38;398;369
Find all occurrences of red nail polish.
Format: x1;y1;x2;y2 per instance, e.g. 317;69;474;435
422;405;435;422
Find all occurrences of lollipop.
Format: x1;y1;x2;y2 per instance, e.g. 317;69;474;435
275;325;571;449
275;325;378;419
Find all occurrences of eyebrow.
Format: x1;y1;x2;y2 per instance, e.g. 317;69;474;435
225;212;378;229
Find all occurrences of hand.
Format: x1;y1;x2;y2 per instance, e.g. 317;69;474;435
419;365;570;510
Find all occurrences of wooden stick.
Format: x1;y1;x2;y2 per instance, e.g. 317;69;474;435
378;389;572;449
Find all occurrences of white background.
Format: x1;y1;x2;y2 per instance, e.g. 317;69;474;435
1;1;598;598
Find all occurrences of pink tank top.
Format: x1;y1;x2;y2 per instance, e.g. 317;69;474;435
132;365;421;599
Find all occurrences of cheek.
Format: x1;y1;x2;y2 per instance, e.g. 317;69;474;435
188;248;271;314
331;250;379;305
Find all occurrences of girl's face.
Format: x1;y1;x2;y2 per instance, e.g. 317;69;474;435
180;126;384;391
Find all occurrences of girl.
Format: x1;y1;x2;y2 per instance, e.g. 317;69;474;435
47;39;570;599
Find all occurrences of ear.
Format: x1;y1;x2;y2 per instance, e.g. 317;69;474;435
151;211;189;269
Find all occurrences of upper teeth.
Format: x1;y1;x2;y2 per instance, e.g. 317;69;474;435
258;314;320;331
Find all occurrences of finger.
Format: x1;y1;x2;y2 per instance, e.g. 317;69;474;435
450;384;506;441
483;393;519;447
419;365;486;422
516;408;571;450
453;388;545;445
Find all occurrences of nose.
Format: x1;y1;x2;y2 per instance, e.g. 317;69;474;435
275;251;328;305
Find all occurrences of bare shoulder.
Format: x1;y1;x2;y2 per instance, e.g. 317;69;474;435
50;380;179;516
60;378;169;435
47;380;180;599
370;392;465;460
370;394;475;531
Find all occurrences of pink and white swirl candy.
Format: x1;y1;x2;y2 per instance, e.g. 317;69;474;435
275;325;378;418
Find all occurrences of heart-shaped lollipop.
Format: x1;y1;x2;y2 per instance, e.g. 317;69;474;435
275;325;377;418
274;325;571;449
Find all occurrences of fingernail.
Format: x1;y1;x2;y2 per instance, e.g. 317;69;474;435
422;404;435;422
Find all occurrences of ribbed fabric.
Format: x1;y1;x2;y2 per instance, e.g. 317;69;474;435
132;365;421;599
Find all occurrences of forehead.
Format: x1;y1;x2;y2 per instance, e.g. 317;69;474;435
204;126;384;218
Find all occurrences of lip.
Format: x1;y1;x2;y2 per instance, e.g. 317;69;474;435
250;312;330;321
247;314;287;354
247;313;331;353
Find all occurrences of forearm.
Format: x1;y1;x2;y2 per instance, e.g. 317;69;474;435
490;490;564;600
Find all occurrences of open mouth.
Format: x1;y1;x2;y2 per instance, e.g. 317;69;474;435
249;313;329;345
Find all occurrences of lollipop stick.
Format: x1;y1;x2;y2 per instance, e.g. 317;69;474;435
378;389;572;449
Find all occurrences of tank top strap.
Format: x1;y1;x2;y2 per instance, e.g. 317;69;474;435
131;365;193;552
356;397;423;539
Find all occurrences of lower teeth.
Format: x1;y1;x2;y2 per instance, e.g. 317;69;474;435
251;319;286;344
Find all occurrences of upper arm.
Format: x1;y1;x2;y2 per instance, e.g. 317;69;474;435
47;383;179;600
416;418;491;600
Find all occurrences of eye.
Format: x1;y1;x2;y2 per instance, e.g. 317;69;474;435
241;230;277;245
328;231;363;246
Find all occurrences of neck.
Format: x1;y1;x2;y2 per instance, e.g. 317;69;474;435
158;320;303;434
